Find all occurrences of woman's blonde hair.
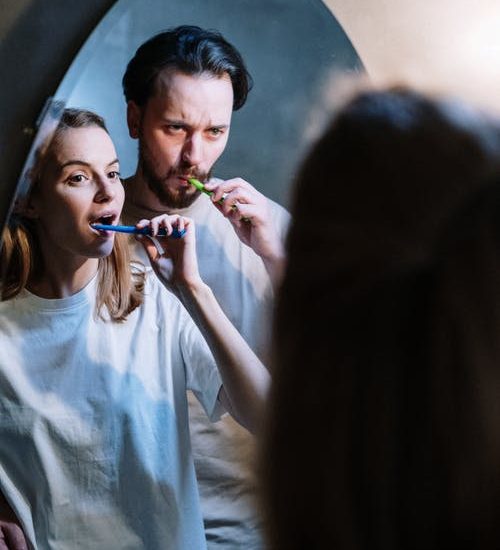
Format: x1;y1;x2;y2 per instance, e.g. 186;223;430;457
1;108;144;321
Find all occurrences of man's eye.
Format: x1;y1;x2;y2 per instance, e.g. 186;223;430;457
108;171;121;180
167;125;184;133
209;128;223;137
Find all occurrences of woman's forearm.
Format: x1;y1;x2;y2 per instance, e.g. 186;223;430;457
176;281;270;433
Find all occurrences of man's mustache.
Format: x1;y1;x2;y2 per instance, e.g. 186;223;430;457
170;169;208;181
166;168;208;182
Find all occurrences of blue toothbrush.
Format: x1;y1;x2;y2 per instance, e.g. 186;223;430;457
91;224;186;238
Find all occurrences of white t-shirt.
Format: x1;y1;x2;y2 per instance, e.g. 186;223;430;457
0;272;223;550
123;189;290;549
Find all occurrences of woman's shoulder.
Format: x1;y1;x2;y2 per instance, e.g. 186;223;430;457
141;270;192;322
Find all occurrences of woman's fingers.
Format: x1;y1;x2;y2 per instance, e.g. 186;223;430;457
136;234;162;263
135;214;189;237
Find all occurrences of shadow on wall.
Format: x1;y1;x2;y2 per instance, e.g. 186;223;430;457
0;0;116;235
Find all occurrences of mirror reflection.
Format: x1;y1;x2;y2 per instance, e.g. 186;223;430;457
54;0;363;206
1;3;363;549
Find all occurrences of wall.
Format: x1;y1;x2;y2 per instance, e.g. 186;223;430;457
325;0;500;111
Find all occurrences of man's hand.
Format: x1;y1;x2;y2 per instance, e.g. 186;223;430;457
204;178;285;283
204;178;281;256
0;493;28;550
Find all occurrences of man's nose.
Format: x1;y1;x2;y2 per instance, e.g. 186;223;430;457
181;134;203;167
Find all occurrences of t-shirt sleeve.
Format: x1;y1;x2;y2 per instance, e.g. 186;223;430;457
270;200;291;243
178;312;225;422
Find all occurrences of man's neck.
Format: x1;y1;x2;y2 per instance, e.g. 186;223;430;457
123;173;208;225
123;173;175;216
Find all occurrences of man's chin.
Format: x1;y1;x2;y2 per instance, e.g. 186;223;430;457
153;185;200;210
166;193;200;209
143;168;206;209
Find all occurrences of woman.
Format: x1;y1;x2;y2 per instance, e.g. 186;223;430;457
261;87;500;549
0;108;269;549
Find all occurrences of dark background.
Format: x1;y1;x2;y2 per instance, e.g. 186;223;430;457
0;0;117;234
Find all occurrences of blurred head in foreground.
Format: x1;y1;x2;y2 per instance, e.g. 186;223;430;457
262;86;500;550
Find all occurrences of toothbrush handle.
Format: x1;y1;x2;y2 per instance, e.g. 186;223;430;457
136;226;186;238
92;224;186;238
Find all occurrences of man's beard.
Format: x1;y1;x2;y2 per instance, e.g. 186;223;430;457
139;139;211;209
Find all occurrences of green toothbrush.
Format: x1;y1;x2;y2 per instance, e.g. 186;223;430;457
188;178;250;222
188;177;214;197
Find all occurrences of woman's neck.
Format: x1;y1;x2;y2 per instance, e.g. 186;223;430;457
28;254;99;299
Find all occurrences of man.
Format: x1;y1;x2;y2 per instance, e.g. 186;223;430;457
121;25;289;549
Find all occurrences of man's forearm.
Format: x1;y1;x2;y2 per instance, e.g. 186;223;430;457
261;249;286;292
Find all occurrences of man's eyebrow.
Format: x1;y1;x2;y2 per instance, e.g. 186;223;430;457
162;118;186;126
161;119;229;129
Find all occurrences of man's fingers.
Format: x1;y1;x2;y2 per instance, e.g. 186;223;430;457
206;178;251;203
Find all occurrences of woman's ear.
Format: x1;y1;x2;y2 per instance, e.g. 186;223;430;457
127;101;141;139
14;194;39;220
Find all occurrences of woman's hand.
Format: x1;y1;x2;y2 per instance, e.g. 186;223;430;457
135;215;203;291
136;215;269;434
0;492;28;550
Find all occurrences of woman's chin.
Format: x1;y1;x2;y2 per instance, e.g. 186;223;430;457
90;240;115;258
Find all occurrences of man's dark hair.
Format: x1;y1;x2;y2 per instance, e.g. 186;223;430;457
122;25;252;110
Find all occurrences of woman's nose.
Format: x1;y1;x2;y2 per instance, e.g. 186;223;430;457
94;177;116;203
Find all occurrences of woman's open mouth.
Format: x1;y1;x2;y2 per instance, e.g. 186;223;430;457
90;213;118;234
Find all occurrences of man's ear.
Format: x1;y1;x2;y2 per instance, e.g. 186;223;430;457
127;101;141;139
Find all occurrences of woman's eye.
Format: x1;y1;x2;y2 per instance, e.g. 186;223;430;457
67;174;88;185
108;171;121;180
